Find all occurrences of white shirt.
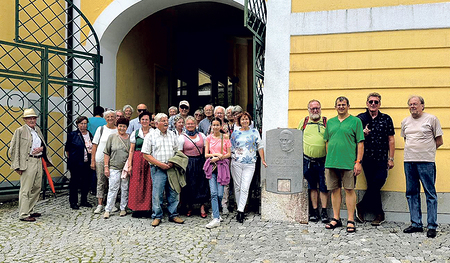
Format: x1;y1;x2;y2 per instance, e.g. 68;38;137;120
27;125;42;156
92;125;118;162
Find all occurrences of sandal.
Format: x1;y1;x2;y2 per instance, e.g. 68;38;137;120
186;210;192;217
325;218;342;229
347;220;356;233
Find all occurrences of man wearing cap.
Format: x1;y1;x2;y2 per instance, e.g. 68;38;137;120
169;100;190;132
127;103;148;134
9;109;53;222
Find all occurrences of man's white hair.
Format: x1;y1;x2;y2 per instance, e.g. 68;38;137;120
214;106;225;114
154;113;168;123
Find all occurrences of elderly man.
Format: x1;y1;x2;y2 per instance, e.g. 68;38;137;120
127;103;148;134
297;99;329;223
9;109;53;222
168;106;178;117
324;97;364;233
356;93;395;226
169;100;190;132
142;113;184;226
198;104;214;135
401;96;443;238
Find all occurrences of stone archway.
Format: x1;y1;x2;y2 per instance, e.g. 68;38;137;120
92;0;244;109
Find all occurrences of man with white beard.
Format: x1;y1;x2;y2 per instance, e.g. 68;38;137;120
297;99;329;223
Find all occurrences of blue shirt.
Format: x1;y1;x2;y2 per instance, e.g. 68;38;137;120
87;117;106;137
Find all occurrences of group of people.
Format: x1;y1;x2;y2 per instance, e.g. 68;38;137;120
9;93;441;237
62;101;266;229
300;93;442;238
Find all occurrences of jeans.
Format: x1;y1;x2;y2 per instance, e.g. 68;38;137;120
360;160;388;214
209;172;224;219
231;160;255;212
404;162;437;229
151;166;179;219
105;169;129;212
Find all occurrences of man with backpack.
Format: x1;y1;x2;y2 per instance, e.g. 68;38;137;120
297;99;329;223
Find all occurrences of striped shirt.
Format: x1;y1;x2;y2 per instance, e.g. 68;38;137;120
141;128;178;163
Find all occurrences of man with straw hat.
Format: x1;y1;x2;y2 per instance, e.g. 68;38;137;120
9;108;53;222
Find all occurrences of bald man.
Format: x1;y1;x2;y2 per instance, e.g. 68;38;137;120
127;104;148;134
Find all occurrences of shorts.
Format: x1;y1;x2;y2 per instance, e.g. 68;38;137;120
325;168;356;190
303;156;328;193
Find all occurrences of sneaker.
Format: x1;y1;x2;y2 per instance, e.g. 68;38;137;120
103;211;110;219
371;213;385;226
222;207;229;215
355;203;365;223
206;218;220;229
321;209;329;223
211;213;223;222
120;210;127;217
94;205;103;214
112;206;119;213
309;208;320;222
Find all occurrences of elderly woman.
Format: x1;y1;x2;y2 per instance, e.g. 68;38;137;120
91;110;117;214
204;117;231;229
178;116;208;218
230;112;267;223
115;110;124;124
123;105;134;120
65;116;94;210
103;117;131;218
174;115;185;136
226;106;234;133
127;111;153;217
194;109;204;129
168;106;178;117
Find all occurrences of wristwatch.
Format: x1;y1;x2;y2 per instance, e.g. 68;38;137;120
388;157;394;161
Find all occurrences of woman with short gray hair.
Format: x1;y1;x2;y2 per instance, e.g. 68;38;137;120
90;110;117;214
123;105;134;120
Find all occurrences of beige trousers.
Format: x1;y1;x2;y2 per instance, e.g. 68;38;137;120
19;157;43;219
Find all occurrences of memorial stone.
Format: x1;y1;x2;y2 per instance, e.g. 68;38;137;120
261;128;308;223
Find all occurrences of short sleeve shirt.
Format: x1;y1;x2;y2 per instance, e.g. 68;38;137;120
401;112;443;162
230;128;263;163
297;117;327;158
103;134;130;170
206;134;231;155
92;125;117;162
324;115;364;170
357;109;395;161
141;128;178;163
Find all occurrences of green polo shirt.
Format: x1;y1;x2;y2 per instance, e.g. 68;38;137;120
297;117;326;158
323;115;364;170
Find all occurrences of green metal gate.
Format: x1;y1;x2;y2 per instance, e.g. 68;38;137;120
0;0;101;195
245;0;266;130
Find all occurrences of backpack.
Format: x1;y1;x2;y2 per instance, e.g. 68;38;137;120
301;116;327;131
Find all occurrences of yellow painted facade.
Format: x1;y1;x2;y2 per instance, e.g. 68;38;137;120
292;0;450;12
289;29;450;192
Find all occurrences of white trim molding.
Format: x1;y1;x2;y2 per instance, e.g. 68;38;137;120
291;2;450;36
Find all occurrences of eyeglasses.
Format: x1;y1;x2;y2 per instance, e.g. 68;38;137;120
368;100;379;105
180;105;189;110
194;113;201;116
309;107;320;111
409;103;421;107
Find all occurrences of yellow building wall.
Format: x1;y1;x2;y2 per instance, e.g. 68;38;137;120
292;0;450;12
289;29;450;192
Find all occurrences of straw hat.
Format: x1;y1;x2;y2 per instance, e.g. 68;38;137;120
23;108;38;118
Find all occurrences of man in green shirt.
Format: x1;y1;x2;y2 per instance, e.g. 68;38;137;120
323;96;364;233
298;99;329;223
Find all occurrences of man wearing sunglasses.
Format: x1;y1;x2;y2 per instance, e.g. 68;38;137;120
169;100;190;132
127;104;148;134
355;93;395;226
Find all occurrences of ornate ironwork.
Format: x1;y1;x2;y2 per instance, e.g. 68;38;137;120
0;0;101;195
245;0;266;131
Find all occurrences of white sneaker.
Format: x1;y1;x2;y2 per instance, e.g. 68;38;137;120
206;218;220;229
222;207;229;215
211;213;223;222
120;210;127;217
112;206;119;213
94;205;103;214
103;211;110;219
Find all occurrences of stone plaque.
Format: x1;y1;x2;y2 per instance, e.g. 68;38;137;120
265;128;303;194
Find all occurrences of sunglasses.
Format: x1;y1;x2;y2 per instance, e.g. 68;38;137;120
180;105;189;110
137;109;146;112
368;100;379;105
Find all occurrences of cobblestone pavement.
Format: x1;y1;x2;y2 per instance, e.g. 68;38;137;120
0;195;449;263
